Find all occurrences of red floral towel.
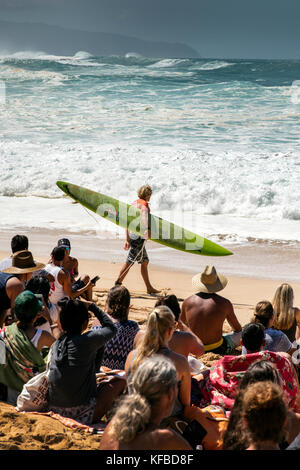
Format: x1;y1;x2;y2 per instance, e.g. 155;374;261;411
201;351;299;411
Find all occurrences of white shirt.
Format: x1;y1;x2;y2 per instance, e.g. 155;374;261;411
0;256;12;272
43;264;66;306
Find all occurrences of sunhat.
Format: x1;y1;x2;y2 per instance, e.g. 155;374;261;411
14;290;43;321
2;250;45;274
192;265;228;294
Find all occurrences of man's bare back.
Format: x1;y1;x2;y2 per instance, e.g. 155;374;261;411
181;292;242;346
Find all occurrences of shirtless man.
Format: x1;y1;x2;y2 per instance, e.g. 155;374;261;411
57;238;93;301
180;266;242;356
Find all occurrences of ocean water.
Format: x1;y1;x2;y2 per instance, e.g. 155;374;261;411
0;51;300;245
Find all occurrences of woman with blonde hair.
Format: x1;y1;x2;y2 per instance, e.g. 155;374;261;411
272;283;300;343
100;356;192;450
124;305;191;418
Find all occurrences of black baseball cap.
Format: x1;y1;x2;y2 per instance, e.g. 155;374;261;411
57;238;71;249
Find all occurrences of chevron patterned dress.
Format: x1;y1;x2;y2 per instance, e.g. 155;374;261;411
92;320;139;370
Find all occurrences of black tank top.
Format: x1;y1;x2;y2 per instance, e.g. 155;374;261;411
281;318;297;343
0;272;16;311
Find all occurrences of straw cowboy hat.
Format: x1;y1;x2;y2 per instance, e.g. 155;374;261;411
2;250;45;274
192;266;228;294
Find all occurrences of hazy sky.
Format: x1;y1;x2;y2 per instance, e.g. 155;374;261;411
1;0;299;58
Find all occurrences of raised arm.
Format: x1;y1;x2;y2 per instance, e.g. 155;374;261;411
88;303;117;344
179;300;189;327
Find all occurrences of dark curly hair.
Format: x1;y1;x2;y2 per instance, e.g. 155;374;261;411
106;285;131;322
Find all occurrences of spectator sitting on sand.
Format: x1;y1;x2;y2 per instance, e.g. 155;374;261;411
26;275;61;339
0;250;45;327
0;290;57;405
223;359;300;450
199;322;299;412
154;294;205;359
0;234;29;272
242;381;287;450
48;297;126;424
115;184;160;295
180;266;242;356
134;294;205;370
43;247;91;306
91;285;140;370
272;283;300;343
99;356;192;450
242;300;295;355
124;305;191;421
57;238;94;301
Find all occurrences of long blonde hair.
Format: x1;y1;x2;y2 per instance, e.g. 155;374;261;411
272;283;295;331
109;356;177;444
130;305;175;374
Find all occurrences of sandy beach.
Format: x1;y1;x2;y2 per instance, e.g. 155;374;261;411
1;227;300;327
1;228;300;450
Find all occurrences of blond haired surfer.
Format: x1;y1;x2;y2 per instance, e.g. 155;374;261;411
115;185;160;295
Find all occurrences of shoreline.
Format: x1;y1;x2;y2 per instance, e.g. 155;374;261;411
0;226;300;281
1;227;300;327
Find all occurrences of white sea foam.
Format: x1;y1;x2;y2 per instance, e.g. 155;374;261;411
0;139;299;243
125;52;144;59
149;58;188;68
191;61;235;71
0;56;299;246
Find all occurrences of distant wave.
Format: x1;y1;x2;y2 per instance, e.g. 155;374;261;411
149;58;189;68
125;52;144;59
73;51;94;60
0;50;48;60
0;50;97;66
191;60;235;71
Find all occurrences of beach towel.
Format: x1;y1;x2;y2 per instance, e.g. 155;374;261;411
162;404;228;450
22;410;107;435
183;404;229;450
18;369;124;435
199;351;299;411
0;323;46;392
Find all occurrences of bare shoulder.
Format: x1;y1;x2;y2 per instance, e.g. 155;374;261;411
6;276;23;288
6;276;24;297
59;268;69;280
169;349;190;369
295;307;300;317
173;330;198;346
215;293;232;305
152;429;192;450
124;349;134;374
182;294;197;306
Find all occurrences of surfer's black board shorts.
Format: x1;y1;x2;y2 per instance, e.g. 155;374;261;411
127;236;149;264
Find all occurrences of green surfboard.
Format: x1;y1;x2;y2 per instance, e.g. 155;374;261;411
56;181;233;257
